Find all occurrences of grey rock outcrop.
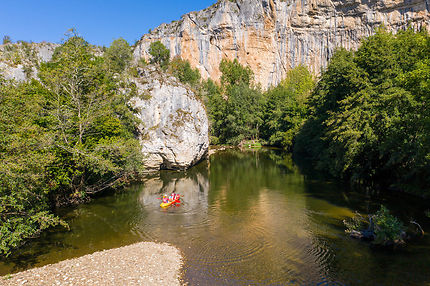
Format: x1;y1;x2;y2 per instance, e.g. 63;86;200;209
131;66;209;171
134;0;430;89
0;42;58;81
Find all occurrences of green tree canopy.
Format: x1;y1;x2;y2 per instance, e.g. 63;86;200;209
206;59;263;144
168;56;201;86
262;65;315;149
1;33;144;256
220;58;253;87
295;28;430;194
104;38;132;73
148;41;170;69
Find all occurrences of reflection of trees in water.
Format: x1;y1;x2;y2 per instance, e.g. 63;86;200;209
140;161;209;209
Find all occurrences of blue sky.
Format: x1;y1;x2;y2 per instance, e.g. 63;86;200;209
0;0;216;46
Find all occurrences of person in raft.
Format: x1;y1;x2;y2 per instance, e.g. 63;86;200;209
162;195;169;204
169;192;179;202
169;192;176;202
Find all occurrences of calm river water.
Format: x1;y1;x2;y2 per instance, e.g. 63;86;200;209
1;149;430;285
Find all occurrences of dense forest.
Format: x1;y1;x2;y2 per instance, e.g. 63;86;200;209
1;27;429;256
294;28;430;195
0;33;145;256
203;28;430;197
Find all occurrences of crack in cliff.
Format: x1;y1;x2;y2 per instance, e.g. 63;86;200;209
135;0;430;89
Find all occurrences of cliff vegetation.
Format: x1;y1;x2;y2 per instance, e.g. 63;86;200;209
0;32;144;256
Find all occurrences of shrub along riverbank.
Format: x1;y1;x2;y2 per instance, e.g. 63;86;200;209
1;27;429;257
203;28;430;197
0;33;144;256
294;28;430;195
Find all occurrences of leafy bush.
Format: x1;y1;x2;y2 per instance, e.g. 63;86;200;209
372;206;405;244
2;35;11;44
344;206;405;246
168;56;201;86
148;41;170;69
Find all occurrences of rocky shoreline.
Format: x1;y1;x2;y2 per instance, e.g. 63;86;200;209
0;242;183;286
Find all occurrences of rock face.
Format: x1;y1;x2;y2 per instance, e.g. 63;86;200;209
131;66;209;171
0;42;58;81
134;0;430;89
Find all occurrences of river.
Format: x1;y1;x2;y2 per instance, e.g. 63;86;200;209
1;149;429;285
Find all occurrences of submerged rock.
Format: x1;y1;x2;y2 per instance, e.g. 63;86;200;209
131;66;209;171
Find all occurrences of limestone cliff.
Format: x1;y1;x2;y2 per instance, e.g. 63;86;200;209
0;42;58;81
134;0;430;88
131;66;209;171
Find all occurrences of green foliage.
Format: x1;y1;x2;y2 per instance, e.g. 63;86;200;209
104;38;132;73
372;206;405;244
0;81;67;256
220;58;253;86
207;61;314;147
205;59;264;145
168;56;201;86
343;206;405;245
262;65;315;150
138;57;148;68
148;41;170;69
39;34;144;197
0;33;144;256
343;212;367;234
295;28;430;193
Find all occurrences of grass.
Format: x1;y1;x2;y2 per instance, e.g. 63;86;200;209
242;140;262;149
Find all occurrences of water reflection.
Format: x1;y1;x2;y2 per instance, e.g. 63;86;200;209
140;167;209;211
1;149;430;286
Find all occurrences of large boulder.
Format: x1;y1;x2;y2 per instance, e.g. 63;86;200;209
131;66;209;171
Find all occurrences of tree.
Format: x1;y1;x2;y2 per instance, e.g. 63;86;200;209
104;38;132;73
148;41;170;69
206;59;263;144
294;28;430;193
220;58;253;86
262;65;314;150
0;81;66;256
0;32;145;256
38;34;144;200
168;56;201;86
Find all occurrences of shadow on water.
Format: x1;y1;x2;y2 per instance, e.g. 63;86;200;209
1;148;430;285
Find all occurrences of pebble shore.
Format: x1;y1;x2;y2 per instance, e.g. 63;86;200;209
0;242;183;286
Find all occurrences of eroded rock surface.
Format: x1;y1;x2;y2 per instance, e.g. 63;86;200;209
131;66;209;171
0;42;58;81
134;0;430;88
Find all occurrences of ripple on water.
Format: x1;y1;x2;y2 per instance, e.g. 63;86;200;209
192;235;267;265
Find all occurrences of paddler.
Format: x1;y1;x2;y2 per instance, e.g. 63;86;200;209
162;195;168;203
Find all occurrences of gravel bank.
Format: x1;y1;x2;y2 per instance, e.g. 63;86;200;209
0;242;183;286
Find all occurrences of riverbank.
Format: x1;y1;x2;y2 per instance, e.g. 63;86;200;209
0;242;183;286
